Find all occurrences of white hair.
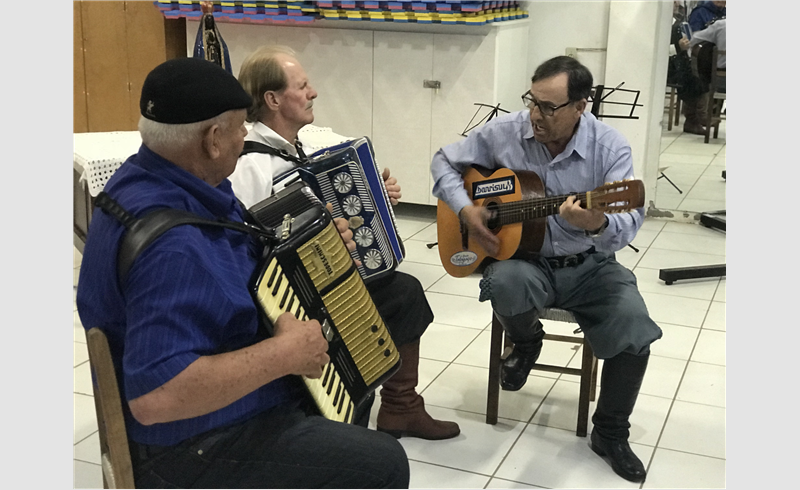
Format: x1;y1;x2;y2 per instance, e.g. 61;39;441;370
138;113;231;152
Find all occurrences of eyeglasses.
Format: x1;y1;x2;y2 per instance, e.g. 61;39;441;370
521;91;572;117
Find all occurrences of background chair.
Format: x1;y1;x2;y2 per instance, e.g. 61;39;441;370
486;308;599;437
86;327;136;489
665;83;682;131
703;47;726;143
693;42;726;144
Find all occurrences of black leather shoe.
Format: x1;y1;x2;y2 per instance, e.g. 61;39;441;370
682;122;707;135
590;430;647;483
499;339;543;391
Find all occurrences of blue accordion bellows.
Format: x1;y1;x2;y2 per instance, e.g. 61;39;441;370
301;137;405;283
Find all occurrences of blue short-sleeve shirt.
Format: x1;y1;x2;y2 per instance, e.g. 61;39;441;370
77;144;299;446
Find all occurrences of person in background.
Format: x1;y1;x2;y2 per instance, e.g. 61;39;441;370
230;45;460;441
681;0;726;133
430;56;662;483
77;57;410;488
690;17;726;93
688;0;726;32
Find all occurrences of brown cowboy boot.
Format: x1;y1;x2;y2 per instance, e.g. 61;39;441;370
376;340;460;440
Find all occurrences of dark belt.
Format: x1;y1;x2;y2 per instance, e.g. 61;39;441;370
546;247;595;269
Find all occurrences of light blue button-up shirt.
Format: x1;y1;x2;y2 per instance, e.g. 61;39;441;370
431;110;643;257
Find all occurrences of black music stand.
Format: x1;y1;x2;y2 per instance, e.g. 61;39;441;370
588;82;643;120
588;82;643;254
460;103;510;137
659;169;726;284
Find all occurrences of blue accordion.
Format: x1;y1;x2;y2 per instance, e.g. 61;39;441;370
299;137;405;283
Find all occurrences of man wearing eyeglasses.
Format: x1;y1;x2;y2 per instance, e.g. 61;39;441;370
431;56;661;483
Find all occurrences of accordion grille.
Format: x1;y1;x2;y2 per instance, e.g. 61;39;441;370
296;222;354;292
320;270;399;386
295;221;399;386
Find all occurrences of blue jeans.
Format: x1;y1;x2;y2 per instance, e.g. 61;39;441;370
130;401;409;488
479;251;662;358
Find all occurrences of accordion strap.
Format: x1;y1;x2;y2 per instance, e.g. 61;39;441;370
240;140;307;166
95;192;274;286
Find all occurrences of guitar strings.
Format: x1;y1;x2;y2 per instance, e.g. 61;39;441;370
491;190;634;224
492;193;588;221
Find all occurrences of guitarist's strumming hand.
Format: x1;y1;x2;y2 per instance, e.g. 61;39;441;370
559;195;607;232
460;205;500;257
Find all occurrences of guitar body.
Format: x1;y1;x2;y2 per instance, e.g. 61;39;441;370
437;167;547;278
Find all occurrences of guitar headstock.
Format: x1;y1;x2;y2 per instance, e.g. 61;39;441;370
588;179;645;213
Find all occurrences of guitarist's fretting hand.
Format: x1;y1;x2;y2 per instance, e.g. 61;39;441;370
559;195;607;232
460;205;500;257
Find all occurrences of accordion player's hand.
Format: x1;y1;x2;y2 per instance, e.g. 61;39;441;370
273;312;330;379
382;167;402;205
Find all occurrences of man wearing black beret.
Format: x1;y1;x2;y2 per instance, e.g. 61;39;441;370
77;57;409;488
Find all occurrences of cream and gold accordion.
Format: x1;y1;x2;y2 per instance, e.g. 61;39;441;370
298;137;405;283
247;181;401;423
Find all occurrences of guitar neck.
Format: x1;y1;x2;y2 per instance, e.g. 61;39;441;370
495;192;589;225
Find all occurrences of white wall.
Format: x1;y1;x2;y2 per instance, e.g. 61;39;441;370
190;1;673;210
525;0;611;83
604;0;672;212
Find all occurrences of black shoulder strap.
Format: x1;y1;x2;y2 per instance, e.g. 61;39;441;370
95;192;274;286
240;140;306;166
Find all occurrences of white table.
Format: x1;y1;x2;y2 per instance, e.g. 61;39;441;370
73;131;142;251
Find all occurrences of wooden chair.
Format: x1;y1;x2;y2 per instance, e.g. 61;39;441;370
486;308;599;437
692;43;726;144
665;83;682;131
86;327;136;489
703;47;726;143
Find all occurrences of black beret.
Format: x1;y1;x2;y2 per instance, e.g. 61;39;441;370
140;57;252;124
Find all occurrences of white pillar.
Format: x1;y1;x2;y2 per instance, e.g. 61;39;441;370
603;0;673;213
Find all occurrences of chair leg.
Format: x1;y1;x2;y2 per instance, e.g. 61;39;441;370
576;339;595;437
486;314;503;425
675;97;681;126
704;92;714;144
667;90;674;131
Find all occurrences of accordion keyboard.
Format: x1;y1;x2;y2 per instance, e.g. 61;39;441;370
255;257;355;424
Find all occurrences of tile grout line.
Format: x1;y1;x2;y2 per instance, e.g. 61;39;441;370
480;345;581;486
643;292;723;476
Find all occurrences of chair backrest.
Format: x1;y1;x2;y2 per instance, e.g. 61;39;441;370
693;41;716;86
710;48;726;95
86;327;136;489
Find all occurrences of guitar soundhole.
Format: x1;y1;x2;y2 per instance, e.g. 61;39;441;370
485;202;501;231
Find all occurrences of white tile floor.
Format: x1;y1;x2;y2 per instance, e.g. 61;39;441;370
655;106;726;213
73;116;725;488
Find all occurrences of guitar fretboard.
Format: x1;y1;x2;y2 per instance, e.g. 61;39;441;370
494;192;589;225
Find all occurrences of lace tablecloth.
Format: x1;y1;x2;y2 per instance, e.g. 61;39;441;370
297;124;352;153
73;126;353;197
73;131;142;197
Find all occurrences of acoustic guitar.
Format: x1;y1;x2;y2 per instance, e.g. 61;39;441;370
436;167;644;277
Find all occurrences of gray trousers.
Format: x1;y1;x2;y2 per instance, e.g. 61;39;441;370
479;251;662;359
